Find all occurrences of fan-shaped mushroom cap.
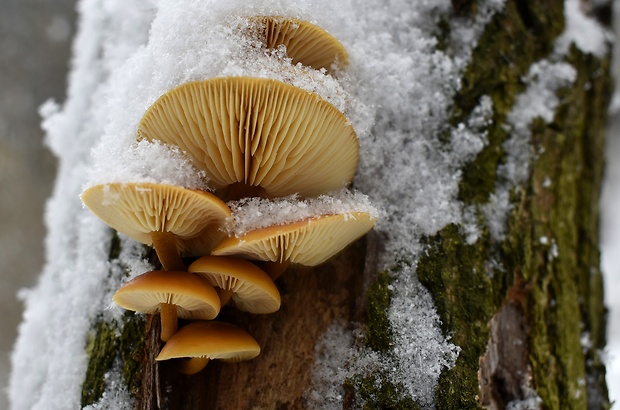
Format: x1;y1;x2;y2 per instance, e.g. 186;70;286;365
188;255;280;314
248;16;349;72
113;270;221;320
81;182;231;256
156;321;260;363
137;77;358;198
212;212;376;266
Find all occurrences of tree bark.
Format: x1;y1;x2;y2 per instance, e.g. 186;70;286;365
78;1;613;409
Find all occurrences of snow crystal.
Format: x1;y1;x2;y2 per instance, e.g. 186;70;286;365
85;140;210;190
225;190;380;237
82;359;132;410
308;265;460;409
555;0;611;58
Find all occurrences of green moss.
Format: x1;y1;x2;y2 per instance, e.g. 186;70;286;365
365;270;395;352
517;47;612;410
344;373;421;410
118;312;146;397
108;230;122;260
416;224;507;409
81;229;148;407
454;1;564;205
81;320;118;407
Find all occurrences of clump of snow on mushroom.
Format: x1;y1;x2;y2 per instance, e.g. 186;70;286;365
85;140;210;190
224;190;380;237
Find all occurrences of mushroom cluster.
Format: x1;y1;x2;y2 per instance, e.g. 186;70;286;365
81;16;377;375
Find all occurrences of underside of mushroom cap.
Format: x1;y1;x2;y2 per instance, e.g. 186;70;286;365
113;270;221;320
188;255;280;314
156;321;260;362
137;77;358;198
211;212;376;266
246;16;349;72
81;182;231;256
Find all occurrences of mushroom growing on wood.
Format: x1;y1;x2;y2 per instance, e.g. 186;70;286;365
113;270;221;341
188;255;280;313
156;321;261;375
81;182;231;271
137;77;358;200
247;16;349;72
212;212;376;270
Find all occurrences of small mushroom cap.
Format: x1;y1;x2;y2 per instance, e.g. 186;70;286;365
212;212;376;266
156;321;260;362
138;77;358;198
113;270;221;320
188;255;280;314
248;16;349;72
81;182;231;256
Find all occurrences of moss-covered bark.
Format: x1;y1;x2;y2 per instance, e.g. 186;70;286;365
416;1;612;409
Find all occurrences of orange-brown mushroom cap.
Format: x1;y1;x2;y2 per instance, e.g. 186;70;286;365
188;255;280;314
247;16;349;72
81;182;231;257
156;321;260;363
212;212;376;266
137;77;358;199
112;270;221;320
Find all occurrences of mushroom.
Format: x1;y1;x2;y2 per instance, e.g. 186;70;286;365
81;182;231;271
156;321;261;374
247;16;349;72
113;270;221;341
188;255;280;313
137;77;358;200
211;212;376;270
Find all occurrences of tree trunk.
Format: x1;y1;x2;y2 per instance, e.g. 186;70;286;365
32;1;614;409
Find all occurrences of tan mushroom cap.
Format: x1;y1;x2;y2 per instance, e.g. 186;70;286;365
156;321;261;363
137;77;358;198
212;212;376;266
188;255;280;314
81;182;231;257
249;16;349;72
113;270;221;320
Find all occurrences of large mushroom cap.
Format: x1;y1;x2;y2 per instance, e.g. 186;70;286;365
81;182;231;256
248;16;349;72
212;212;376;266
113;270;221;320
138;77;358;198
156;321;260;362
188;255;280;314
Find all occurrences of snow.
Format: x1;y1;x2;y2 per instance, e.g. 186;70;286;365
555;0;612;58
224;190;380;237
8;0;615;409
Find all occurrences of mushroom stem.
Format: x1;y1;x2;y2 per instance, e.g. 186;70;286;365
179;357;210;375
259;260;290;280
151;231;186;271
159;302;178;342
217;288;234;306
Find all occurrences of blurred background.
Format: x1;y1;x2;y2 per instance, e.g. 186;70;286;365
0;1;75;409
1;1;619;409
